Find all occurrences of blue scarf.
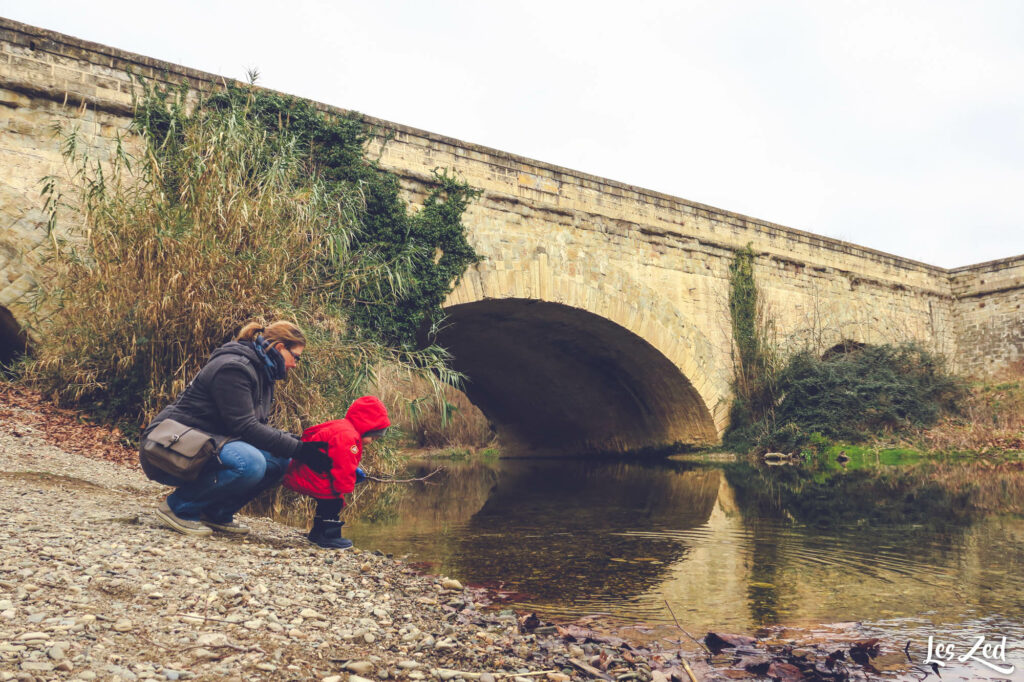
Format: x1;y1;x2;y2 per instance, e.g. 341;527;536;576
251;334;287;382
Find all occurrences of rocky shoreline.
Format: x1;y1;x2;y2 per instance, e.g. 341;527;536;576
0;391;725;682
1;388;924;682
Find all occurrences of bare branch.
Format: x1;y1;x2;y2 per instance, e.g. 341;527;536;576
365;467;444;484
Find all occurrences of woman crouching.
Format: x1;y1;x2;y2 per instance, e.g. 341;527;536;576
141;320;332;536
282;396;390;549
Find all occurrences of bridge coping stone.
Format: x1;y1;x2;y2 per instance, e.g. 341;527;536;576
2;16;1008;277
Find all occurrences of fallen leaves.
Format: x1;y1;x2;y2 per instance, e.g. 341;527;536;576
702;631;887;681
0;384;139;468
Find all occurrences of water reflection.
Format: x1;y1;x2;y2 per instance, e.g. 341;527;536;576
452;461;720;603
338;457;1024;673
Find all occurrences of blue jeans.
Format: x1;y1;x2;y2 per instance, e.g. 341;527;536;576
150;441;289;522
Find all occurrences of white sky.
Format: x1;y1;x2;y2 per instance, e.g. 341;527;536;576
5;1;1023;268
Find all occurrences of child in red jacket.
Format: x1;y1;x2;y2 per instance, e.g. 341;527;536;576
282;396;390;549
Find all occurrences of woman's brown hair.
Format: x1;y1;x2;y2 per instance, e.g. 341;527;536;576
236;320;306;350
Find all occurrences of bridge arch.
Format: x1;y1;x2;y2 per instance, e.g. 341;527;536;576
440;258;728;454
0;306;28;368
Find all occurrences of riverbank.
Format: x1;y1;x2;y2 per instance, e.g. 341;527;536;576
1;386;745;682
1;386;979;681
0;390;704;681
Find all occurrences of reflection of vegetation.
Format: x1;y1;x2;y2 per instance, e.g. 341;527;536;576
747;527;783;626
249;455;1024;635
352;458;500;531
247;458;500;532
724;457;1024;529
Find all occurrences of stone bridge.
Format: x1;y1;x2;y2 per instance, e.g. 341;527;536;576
2;18;1022;453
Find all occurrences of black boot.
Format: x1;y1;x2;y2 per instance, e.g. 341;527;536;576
307;518;353;550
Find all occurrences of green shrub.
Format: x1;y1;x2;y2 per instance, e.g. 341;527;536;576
721;245;964;453
773;344;963;439
726;342;965;452
139;82;482;347
19;79;477;438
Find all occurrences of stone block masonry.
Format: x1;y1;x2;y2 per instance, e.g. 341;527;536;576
950;255;1024;374
1;16;1021;448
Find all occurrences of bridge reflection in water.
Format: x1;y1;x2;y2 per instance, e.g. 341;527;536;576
343;458;1024;647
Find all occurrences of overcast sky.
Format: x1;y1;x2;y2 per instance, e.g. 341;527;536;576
5;1;1023;268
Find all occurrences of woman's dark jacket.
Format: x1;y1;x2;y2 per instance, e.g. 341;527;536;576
146;341;300;459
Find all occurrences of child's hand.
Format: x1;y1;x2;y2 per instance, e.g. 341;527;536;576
355;467;367;484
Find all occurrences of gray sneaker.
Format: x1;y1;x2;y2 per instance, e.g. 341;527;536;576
200;516;250;535
155;500;213;536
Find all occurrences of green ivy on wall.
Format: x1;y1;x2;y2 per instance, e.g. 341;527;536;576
134;80;481;348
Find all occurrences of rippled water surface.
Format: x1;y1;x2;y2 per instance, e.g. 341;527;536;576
333;456;1024;678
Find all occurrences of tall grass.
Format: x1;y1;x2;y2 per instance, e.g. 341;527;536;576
372;367;495;449
20;82;462;439
911;361;1024;454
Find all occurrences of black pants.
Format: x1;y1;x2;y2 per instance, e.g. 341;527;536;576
315;497;344;520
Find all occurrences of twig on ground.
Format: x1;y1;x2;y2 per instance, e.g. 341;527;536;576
568;658;613;681
662;601;703;682
678;658;698;682
139;633;265;655
663;600;711;655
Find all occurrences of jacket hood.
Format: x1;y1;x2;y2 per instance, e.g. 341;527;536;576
208;341;261;365
344;396;391;436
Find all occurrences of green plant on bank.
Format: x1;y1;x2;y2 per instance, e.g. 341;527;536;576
18;77;480;449
722;246;965;454
723;244;783;450
819;443;927;468
134;78;482;349
767;343;964;450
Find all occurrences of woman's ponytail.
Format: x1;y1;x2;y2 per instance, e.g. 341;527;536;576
237;319;306;349
236;321;267;343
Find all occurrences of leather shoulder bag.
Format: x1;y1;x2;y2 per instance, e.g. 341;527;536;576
140;419;230;481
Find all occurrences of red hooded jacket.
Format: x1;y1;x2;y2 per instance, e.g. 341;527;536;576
281;396;390;499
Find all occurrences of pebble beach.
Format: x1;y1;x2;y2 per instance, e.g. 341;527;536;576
0;393;711;682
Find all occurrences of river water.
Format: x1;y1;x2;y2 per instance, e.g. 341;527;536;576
309;454;1024;678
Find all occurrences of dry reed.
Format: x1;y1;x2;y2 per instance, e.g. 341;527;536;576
21;85;459;436
911;361;1024;455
